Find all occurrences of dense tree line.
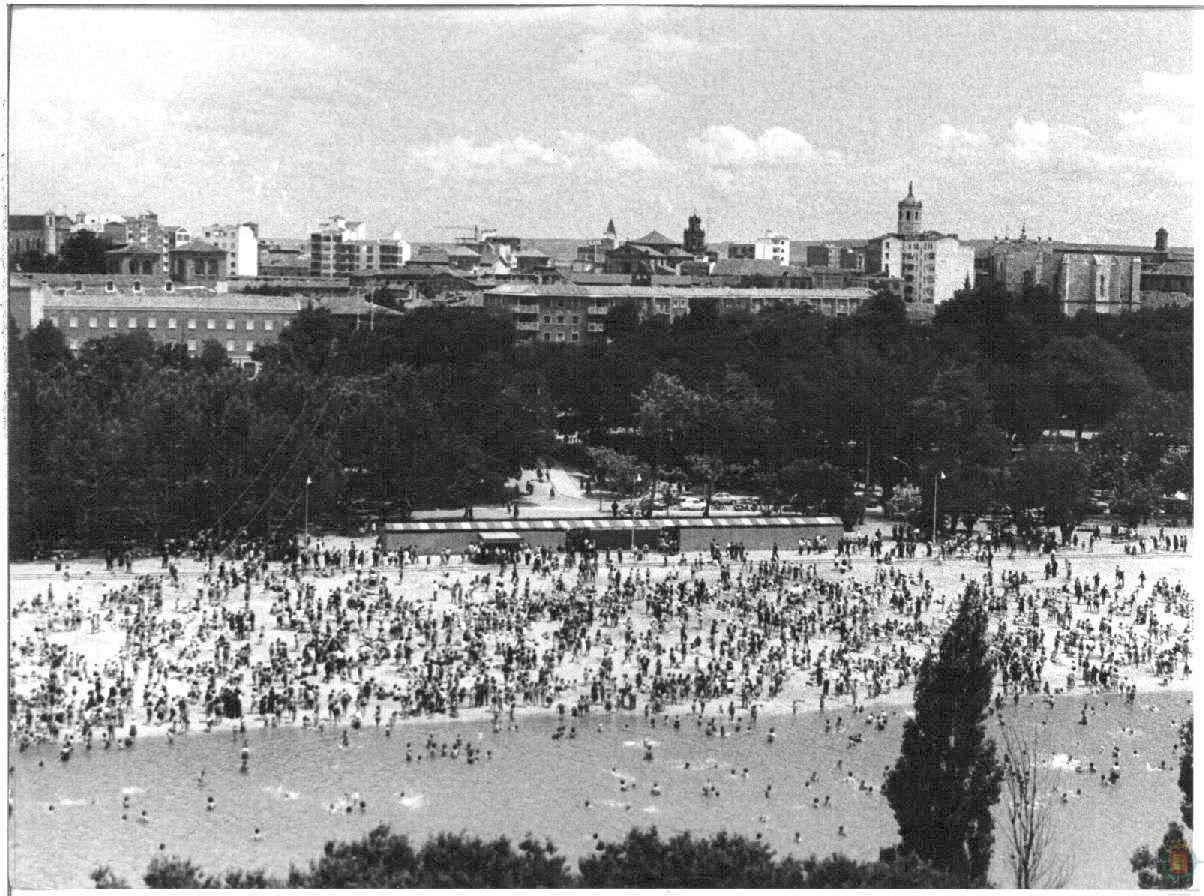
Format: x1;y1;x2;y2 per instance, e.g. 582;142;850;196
9;284;1191;556
91;824;978;888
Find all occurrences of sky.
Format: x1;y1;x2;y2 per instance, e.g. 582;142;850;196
8;6;1198;245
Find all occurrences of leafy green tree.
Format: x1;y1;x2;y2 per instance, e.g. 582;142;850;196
199;339;230;373
89;866;130;888
1031;335;1152;447
909;367;1010;532
803;849;975;887
588;446;650;498
884;584;1002;882
25;320;73;372
1180;720;1192;830
605;298;641;338
57;229;112;273
1004;446;1092;543
577;827;805;888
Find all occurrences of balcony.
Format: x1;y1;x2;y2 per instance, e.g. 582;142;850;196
587;305;610;315
517;321;541;332
587;322;605;333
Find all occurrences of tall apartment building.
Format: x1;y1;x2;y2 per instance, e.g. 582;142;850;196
202;223;260;277
866;183;975;308
754;232;791;266
309;217;410;277
310;216;367;277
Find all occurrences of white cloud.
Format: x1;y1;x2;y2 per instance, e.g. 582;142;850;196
1009;118;1054;161
1118;104;1191;146
691;125;817;167
407;136;569;175
601;137;662;171
1008;116;1191;183
1133;70;1197;104
937;123;988;151
626;83;668;107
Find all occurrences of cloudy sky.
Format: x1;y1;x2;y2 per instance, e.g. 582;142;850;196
9;6;1197;244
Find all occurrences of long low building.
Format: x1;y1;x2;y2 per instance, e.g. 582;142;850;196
481;281;875;344
11;273;301;368
382;515;845;555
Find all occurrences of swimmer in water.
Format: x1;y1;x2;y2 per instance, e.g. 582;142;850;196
252;827;264;840
207;796;215;811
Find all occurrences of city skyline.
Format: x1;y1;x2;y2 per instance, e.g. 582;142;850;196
10;6;1198;244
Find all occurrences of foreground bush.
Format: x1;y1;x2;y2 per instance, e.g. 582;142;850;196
94;825;983;888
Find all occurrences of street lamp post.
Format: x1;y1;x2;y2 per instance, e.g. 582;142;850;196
304;475;311;545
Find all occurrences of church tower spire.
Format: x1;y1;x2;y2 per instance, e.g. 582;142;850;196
897;181;922;236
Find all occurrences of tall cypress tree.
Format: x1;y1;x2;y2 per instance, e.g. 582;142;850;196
884;583;1002;883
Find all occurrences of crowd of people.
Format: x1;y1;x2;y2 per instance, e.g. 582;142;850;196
7;523;1193;759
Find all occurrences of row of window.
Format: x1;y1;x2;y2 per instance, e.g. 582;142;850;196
541;332;579;342
66;338;257;354
47;315;276;332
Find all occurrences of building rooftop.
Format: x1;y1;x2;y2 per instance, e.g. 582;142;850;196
486;282;874;302
711;259;793;278
172;240;227;255
628;230;679;247
41;291;302;313
105;243;161;255
311;295;403;317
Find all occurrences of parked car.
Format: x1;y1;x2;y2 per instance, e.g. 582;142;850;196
677;496;707;512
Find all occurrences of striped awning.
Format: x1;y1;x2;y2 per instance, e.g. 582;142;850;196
383;516;840;534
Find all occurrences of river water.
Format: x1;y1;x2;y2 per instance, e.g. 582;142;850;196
9;692;1188;889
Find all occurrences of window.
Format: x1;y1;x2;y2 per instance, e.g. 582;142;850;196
543;333;551;342
246;320;255;331
571;332;579;342
167;318;177;329
226;340;235;352
187;340;197;352
226;319;235;330
571;315;579;324
132;280;142;293
105;280;115;293
73;279;83;292
68;316;78;328
68;339;78;351
147;317;157;329
89;316;98;329
48;315;59;328
556;315;564;324
187;319;197;330
556;332;566;342
207;319;215;330
165;281;174;293
246;341;254;353
108;317;118;329
543;315;551;324
127;317;137;329
264;320;273;331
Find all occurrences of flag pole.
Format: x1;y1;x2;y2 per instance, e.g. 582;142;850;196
304;475;311;544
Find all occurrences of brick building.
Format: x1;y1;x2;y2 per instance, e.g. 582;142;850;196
483;282;874;344
18;273;300;368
